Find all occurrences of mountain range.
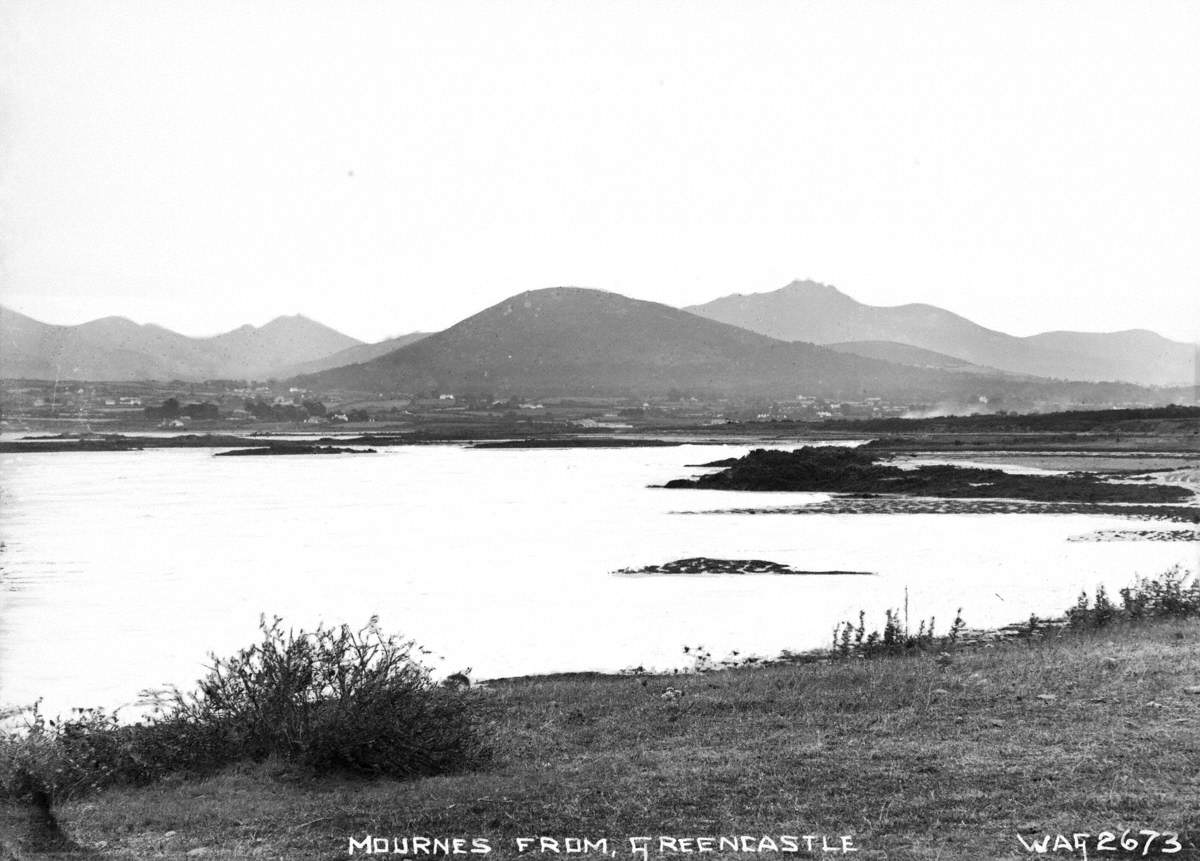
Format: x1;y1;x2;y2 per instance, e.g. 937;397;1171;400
0;306;365;381
273;331;431;378
291;287;1171;406
686;280;1196;387
292;286;954;398
2;281;1194;406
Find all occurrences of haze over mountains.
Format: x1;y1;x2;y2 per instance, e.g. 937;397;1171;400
686;280;1196;387
0;306;363;382
823;341;1013;376
292;287;1167;406
2;280;1194;407
293;287;951;398
273;331;431;378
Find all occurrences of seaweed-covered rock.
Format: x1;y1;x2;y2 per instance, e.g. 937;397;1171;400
616;557;873;576
664;446;1194;503
214;444;375;457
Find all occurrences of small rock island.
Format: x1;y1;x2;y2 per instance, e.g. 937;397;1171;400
214;443;376;457
616;557;874;576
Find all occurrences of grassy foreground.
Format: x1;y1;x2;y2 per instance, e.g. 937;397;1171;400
15;619;1196;860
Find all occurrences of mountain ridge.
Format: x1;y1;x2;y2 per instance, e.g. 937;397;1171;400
685;280;1195;386
292;286;1171;406
272;331;432;378
0;306;362;381
4;281;1192;398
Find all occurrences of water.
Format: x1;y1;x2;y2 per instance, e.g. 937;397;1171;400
1;442;1195;716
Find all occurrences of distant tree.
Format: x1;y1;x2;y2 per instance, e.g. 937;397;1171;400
182;401;219;420
244;398;273;420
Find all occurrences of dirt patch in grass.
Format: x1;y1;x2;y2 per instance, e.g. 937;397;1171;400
1;797;96;859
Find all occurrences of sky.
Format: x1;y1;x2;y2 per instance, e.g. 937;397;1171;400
1;1;1198;344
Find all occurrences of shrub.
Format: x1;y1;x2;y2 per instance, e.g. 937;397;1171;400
0;704;160;805
0;617;489;807
830;607;965;659
1068;566;1200;630
678;645;763;674
0;704;63;805
174;615;489;778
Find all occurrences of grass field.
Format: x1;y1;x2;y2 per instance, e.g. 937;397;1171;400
11;618;1194;860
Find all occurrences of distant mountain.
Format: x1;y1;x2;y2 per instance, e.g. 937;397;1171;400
1;307;206;380
0;306;362;381
686;280;1196;387
274;332;431;378
293;287;1167;406
1022;330;1196;387
825;341;1013;376
197;315;363;379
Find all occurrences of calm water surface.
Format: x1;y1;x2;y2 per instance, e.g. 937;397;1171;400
1;442;1195;715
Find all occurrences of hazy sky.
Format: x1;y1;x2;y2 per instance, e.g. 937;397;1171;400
2;1;1198;343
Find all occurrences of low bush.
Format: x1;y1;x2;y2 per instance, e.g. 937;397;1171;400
1067;565;1200;630
0;617;489;807
830;607;966;659
676;645;766;673
830;567;1199;661
175;615;488;778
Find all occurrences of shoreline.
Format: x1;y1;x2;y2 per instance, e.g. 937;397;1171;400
4;567;1198;860
3;403;1199;455
12;614;1197;860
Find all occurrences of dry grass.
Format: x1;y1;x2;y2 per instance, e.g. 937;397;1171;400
38;619;1200;860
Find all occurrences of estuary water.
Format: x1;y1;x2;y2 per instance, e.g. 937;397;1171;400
0;441;1196;716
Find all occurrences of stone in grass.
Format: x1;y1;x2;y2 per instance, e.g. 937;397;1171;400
1036;694;1057;702
1184;686;1200;695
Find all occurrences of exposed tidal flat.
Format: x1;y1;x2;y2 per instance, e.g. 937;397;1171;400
0;440;1197;721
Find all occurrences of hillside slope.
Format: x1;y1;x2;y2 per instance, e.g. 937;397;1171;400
826;340;1013;375
274;332;431;377
0;306;361;381
294;287;1166;405
686;280;1196;386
